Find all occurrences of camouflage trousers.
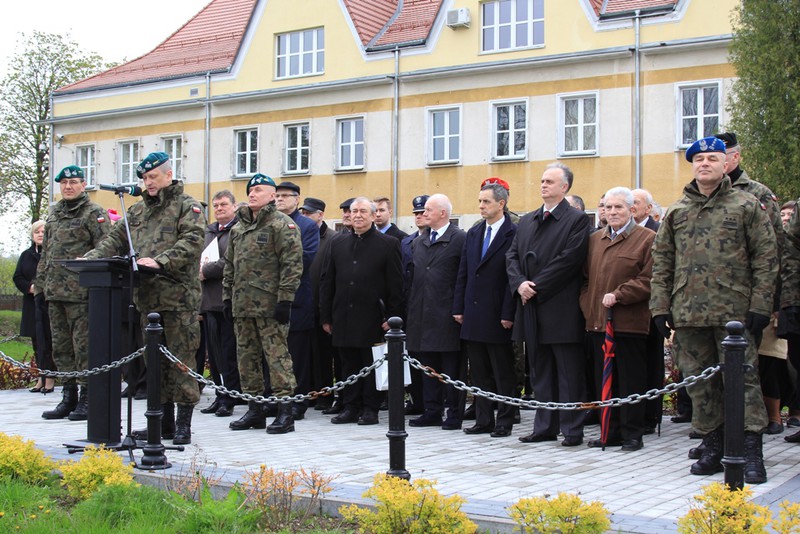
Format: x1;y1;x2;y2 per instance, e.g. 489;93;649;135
48;301;89;386
235;317;296;398
142;311;201;406
672;326;768;434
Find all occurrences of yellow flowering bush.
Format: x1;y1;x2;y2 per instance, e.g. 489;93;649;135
508;492;611;534
0;432;56;484
679;482;800;534
59;445;136;500
340;473;477;534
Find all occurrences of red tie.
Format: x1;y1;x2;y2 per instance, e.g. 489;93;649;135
543;211;551;220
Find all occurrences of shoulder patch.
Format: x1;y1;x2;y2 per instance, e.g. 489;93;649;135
97;216;106;223
192;205;202;214
771;194;778;202
760;203;766;211
287;223;296;229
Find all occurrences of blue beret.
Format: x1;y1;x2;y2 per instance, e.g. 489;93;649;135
136;152;170;178
247;173;276;195
55;165;85;182
411;195;429;213
685;137;727;162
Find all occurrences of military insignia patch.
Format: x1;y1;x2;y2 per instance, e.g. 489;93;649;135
97;216;106;223
287;223;296;229
722;216;739;229
192;205;202;214
759;203;766;211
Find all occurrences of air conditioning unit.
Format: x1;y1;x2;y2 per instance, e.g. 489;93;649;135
446;8;471;29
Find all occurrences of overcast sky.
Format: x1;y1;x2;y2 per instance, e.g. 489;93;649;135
0;1;211;255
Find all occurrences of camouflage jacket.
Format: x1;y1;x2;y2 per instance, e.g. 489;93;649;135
84;181;205;313
650;177;777;327
781;201;800;308
222;202;302;317
731;168;784;255
35;193;110;302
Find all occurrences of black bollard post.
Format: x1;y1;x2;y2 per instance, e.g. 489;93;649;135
721;320;747;490
138;313;171;470
385;316;410;480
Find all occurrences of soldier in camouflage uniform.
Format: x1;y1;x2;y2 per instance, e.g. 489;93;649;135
37;165;110;421
781;198;800;444
84;152;205;445
223;173;303;434
650;136;777;484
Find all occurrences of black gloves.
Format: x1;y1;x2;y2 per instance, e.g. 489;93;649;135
653;314;673;339
274;300;292;325
223;299;233;322
745;311;770;336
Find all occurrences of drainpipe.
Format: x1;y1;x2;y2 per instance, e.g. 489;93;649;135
204;72;211;210
392;47;400;222
634;9;642;189
48;94;55;206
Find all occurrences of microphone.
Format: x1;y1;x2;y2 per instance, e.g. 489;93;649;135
98;183;143;196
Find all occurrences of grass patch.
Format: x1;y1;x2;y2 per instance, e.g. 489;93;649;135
0;310;22;337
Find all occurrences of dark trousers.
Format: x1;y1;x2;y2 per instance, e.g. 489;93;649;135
204;311;241;401
406;351;424;410
530;342;586;439
788;334;800;410
464;341;516;427
644;322;665;427
33;294;55;372
590;332;647;441
289;328;313;397
419;350;467;421
338;346;381;412
121;305;145;392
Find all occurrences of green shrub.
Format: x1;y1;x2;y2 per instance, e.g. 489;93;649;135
170;481;261;533
67;483;177;534
508;492;611;534
59;445;136;500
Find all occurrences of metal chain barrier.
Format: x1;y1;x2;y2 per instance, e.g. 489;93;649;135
159;344;386;405
0;347;145;379
405;354;721;411
0;334;20;344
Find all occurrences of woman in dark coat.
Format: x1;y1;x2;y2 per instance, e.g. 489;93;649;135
13;220;54;392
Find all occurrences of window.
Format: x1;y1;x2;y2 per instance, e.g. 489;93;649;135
235;129;258;176
428;107;461;165
678;83;720;146
559;93;598;156
492;101;527;160
162;136;183;179
276;28;324;79
285;123;310;174
118;141;139;183
76;145;96;186
337;118;364;170
482;0;544;53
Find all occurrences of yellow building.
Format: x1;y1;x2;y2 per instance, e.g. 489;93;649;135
50;0;738;230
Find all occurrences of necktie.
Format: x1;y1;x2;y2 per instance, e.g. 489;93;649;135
430;230;438;243
543;210;551;220
610;230;617;240
481;226;492;258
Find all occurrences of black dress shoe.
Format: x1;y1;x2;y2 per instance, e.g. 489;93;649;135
200;398;222;414
643;426;656;435
404;405;424;416
322;402;343;415
784;429;800;443
119;385;130;397
518;433;557;443
765;421;784;435
409;415;442;427
358;409;379;425
462;404;476;420
562;436;583;447
463;424;494;435
441;418;462;430
671;412;692;423
621;438;643;451
490;426;513;438
787;417;800;428
214;402;234;417
133;389;147;400
587;438;622;448
331;408;359;424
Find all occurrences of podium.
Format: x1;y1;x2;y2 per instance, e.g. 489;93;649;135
60;258;132;447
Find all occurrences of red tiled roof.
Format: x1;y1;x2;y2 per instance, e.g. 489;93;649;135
372;0;444;47
57;0;257;94
342;0;398;46
595;0;679;16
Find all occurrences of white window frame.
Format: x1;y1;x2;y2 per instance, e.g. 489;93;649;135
284;122;310;174
558;91;599;157
234;128;259;177
336;117;365;171
481;0;545;53
117;140;139;184
276;27;325;79
426;105;462;166
676;81;722;148
161;135;184;179
76;145;96;187
490;99;528;161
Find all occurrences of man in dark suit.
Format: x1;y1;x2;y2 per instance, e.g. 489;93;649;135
407;194;467;430
319;197;404;425
631;189;660;232
506;162;590;446
275;182;320;419
453;180;518;438
374;196;408;241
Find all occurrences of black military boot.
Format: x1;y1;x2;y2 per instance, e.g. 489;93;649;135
743;431;767;484
132;402;175;440
229;401;267;430
68;386;89;421
690;426;724;475
688;442;706;460
291;401;307;420
173;404;194;445
267;402;295;434
42;384;78;420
